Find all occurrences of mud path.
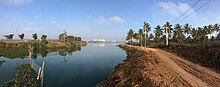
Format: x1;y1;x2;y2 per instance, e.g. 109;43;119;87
146;48;220;87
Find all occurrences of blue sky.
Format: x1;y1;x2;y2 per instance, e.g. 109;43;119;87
0;0;220;40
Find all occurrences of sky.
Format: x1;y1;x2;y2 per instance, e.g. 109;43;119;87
0;0;220;40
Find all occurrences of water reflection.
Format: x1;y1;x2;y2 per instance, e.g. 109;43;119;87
2;64;41;87
0;60;5;66
0;43;126;87
0;46;82;59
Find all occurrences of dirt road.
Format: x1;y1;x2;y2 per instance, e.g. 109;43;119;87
145;47;220;87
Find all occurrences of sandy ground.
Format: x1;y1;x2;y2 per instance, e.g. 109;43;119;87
144;47;220;87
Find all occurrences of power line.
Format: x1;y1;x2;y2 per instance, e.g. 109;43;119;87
178;0;211;22
172;0;202;23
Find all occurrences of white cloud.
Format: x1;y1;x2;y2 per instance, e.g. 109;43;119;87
35;15;43;19
0;0;32;5
158;1;195;17
109;16;125;24
49;20;56;24
97;16;125;25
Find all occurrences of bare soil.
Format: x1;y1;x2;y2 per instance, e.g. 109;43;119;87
97;44;220;87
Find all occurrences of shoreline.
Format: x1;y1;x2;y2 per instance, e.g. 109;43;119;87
96;44;155;87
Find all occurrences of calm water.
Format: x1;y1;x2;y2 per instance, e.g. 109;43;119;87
0;43;126;87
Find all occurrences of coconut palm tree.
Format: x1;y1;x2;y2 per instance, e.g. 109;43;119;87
149;33;154;41
32;33;38;40
173;24;185;43
18;34;24;40
126;29;134;45
213;24;220;39
163;22;172;46
191;28;198;44
133;33;139;42
154;25;163;43
197;27;208;44
143;21;151;48
138;29;144;46
183;23;191;43
4;34;14;40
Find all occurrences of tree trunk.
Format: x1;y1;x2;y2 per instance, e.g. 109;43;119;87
166;27;169;46
140;39;142;47
145;33;147;48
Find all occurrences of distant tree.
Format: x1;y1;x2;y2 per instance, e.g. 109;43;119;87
173;24;185;43
183;23;191;43
4;34;14;39
149;33;154;41
59;32;67;42
75;37;82;41
19;34;25;40
133;33;139;42
41;34;47;40
126;29;134;45
138;29;144;46
163;22;172;46
32;33;38;40
66;36;75;43
208;24;214;38
213;24;220;38
143;21;151;47
191;28;198;43
41;34;48;46
217;32;220;40
154;25;163;43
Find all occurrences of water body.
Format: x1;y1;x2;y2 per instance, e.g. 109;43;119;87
0;43;126;87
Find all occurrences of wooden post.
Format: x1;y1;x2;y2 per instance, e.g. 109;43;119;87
37;68;42;80
40;62;45;79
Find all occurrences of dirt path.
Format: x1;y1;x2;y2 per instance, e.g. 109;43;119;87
145;47;220;87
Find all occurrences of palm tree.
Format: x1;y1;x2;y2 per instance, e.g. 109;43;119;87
154;25;163;43
126;29;134;45
149;33;154;41
183;23;191;43
41;34;47;40
191;28;198;44
197;27;208;44
213;24;220;39
133;33;139;42
174;24;185;43
18;34;25;40
208;24;214;39
138;29;144;46
32;33;38;40
4;34;14;40
203;25;213;42
143;21;151;48
163;22;172;46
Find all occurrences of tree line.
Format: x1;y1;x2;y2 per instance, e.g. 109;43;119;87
4;33;47;41
126;21;220;46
